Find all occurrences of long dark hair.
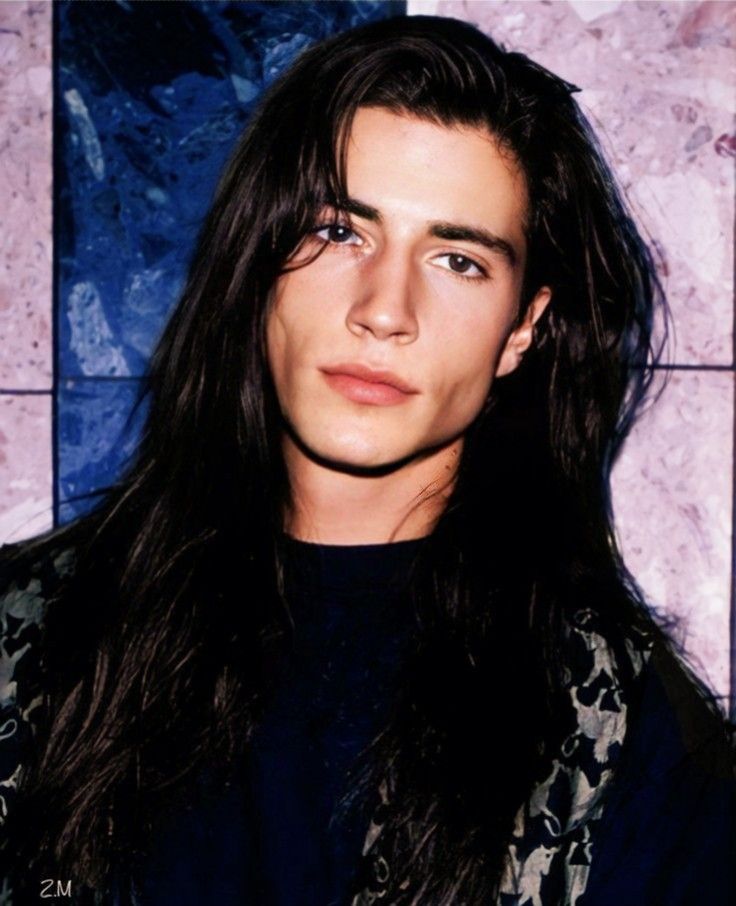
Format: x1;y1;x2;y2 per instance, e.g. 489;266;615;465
6;14;683;899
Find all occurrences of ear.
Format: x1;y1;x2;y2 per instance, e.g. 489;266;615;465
495;286;552;378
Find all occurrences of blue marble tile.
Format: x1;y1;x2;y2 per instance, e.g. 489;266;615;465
56;0;405;379
57;379;147;524
55;0;405;526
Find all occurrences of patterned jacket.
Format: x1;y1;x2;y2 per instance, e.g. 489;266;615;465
0;543;733;905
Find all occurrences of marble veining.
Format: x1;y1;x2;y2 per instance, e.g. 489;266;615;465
0;1;52;389
57;378;146;523
0;393;52;544
611;370;733;701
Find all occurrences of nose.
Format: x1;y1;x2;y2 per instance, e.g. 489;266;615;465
345;245;419;344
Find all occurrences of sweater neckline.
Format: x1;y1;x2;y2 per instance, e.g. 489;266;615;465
282;534;426;593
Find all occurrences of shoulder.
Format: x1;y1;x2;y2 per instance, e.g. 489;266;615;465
501;606;736;905
579;632;736;905
500;607;654;902
644;640;734;777
0;539;76;706
0;538;76;830
0;538;75;630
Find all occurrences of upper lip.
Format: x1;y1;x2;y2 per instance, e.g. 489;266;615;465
321;363;419;394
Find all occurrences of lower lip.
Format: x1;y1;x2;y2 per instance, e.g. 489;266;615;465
322;372;414;406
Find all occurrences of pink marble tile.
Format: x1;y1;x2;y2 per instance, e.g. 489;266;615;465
611;370;732;702
0;1;52;389
416;0;735;366
0;393;53;544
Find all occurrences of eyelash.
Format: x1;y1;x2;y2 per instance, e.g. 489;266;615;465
435;254;488;282
310;221;490;283
312;222;362;245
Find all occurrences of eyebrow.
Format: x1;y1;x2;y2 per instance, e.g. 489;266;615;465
337;197;519;269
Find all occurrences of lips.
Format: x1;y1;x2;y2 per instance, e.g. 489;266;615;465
320;363;419;406
321;363;418;393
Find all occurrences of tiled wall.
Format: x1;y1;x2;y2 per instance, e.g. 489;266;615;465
0;1;53;543
1;0;734;709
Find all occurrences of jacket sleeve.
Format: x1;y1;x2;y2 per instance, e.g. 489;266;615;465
580;642;736;906
0;543;74;837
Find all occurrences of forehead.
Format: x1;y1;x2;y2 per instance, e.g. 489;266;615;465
341;107;530;248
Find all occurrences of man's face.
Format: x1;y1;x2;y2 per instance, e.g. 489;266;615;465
266;107;551;472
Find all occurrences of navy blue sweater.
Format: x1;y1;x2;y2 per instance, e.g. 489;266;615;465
131;537;422;905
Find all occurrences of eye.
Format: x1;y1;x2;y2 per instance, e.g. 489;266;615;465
433;253;487;280
313;223;363;246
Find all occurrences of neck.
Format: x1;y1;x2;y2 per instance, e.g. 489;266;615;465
282;436;462;544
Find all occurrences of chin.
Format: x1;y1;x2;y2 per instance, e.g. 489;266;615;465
296;429;414;475
319;444;410;474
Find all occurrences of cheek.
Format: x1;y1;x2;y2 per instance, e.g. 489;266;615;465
267;272;320;358
265;301;298;401
265;310;284;384
441;364;494;426
266;291;322;409
433;321;508;421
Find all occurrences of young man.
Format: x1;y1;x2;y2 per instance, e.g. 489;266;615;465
1;15;734;905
